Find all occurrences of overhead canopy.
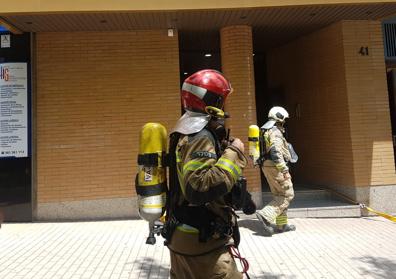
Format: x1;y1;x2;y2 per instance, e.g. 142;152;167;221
1;0;396;13
1;2;396;50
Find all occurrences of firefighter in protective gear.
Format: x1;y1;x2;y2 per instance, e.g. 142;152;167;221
256;106;296;236
164;69;247;278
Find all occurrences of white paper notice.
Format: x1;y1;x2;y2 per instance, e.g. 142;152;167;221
1;35;11;48
0;63;28;158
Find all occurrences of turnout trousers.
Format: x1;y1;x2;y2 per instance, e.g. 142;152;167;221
169;246;242;279
258;160;294;225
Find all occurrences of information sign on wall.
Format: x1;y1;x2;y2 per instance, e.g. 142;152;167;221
0;62;28;158
1;34;11;48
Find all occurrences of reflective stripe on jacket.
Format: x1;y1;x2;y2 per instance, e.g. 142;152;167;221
263;126;291;173
176;129;246;206
167;128;247;256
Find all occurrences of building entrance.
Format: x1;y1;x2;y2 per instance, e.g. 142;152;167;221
387;69;396;167
178;31;221;86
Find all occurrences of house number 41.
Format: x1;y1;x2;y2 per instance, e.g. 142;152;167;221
359;46;369;56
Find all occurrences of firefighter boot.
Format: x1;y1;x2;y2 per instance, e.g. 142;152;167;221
274;212;296;233
256;212;274;237
276;224;296;233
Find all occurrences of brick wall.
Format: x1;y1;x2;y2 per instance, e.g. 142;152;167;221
267;22;353;186
220;25;261;193
343;20;396;186
36;31;180;203
266;20;396;187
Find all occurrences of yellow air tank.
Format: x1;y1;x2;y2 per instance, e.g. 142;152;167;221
248;125;260;166
136;123;167;244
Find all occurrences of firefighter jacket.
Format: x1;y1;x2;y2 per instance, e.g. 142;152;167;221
167;128;247;256
263;125;291;173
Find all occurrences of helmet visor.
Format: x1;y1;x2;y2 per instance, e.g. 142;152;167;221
203;90;225;109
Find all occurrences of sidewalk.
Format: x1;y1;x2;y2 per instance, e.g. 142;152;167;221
0;217;395;279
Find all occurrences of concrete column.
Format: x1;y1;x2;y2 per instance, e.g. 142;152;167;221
220;25;262;207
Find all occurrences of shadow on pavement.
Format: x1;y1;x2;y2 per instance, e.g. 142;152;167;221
353;256;396;278
130;256;170;278
254;272;296;279
237;219;269;237
132;256;292;279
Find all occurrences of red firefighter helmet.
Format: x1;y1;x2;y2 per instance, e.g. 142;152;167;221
181;69;232;113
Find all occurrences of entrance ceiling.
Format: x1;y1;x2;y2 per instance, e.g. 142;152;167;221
1;3;396;51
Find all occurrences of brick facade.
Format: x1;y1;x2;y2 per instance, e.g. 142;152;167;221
343;20;396;186
33;20;396;218
36;31;180;205
266;22;353;186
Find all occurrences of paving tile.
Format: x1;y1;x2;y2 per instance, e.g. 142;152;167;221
0;217;395;278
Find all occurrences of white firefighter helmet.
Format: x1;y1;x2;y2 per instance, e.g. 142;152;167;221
262;106;289;129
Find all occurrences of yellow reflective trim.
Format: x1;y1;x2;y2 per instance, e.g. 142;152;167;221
275;162;287;171
276;214;288;225
141;204;163;209
183;161;202;171
215;158;241;180
264;134;273;148
176;166;186;196
217;164;237;180
182;160;209;174
176;224;199;234
223;159;242;175
176;149;182;163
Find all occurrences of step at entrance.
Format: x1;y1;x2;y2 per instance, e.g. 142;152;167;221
263;189;361;218
239;188;361;219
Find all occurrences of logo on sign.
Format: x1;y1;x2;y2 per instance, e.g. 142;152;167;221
0;66;9;81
